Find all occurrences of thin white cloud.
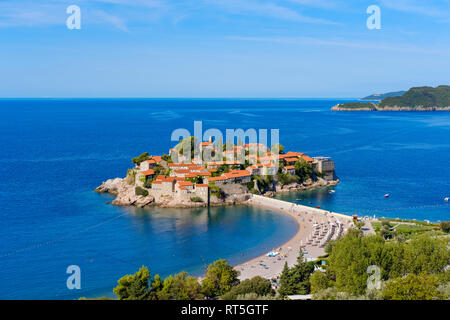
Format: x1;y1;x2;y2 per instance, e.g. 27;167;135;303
205;0;338;24
0;0;169;30
93;10;130;32
286;0;340;9
379;0;450;19
228;35;449;54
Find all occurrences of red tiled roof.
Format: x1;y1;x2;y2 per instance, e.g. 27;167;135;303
147;159;156;164
285;157;298;162
196;184;208;188
223;170;251;179
200;142;213;146
168;163;198;168
207;161;225;166
225;160;240;165
301;155;314;162
152;180;162;184
174;169;190;174
141;169;155;176
178;181;193;186
207;176;227;181
197;172;212;176
150;156;162;163
285;152;304;157
285;165;296;170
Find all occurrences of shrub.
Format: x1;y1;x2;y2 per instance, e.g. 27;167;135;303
135;186;149;197
190;196;203;203
277;173;300;185
210;185;225;200
440;221;450;233
234;293;278;300
382;273;444;300
220;276;275;300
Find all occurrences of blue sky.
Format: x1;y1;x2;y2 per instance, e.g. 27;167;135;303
0;0;449;98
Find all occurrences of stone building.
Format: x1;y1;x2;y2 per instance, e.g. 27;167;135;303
313;157;336;181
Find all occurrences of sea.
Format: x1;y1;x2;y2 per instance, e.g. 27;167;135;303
0;99;449;299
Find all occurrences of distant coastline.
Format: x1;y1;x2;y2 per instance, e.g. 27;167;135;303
333;85;450;111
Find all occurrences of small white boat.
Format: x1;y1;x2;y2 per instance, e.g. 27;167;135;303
384;194;390;198
329;190;335;194
445;197;449;202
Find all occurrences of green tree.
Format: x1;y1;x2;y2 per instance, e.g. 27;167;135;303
157;272;203;300
132;152;150;165
149;274;163;300
382;273;444;300
379;221;396;239
278;253;315;296
402;235;450;275
310;271;331;294
294;159;313;181
113;266;151;300
220;276;275;300
202;259;240;298
326;233;388;296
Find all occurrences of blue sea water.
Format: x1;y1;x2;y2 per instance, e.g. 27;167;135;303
0;99;449;299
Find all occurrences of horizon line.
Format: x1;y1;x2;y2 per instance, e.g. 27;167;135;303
0;97;360;100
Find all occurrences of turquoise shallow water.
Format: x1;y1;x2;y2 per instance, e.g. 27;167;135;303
0;99;449;299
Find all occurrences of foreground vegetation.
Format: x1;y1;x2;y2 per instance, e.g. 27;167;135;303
111;259;276;300
372;219;449;240
91;223;449;301
308;230;450;299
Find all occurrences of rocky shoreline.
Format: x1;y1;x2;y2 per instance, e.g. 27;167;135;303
332;104;450;112
95;177;338;209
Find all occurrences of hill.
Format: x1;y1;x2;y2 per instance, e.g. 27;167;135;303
379;86;450;109
332;86;450;111
360;91;406;101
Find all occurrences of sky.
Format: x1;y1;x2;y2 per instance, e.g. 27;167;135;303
0;0;449;98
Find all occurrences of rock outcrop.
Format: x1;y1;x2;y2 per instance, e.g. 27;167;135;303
96;178;155;207
275;178;338;193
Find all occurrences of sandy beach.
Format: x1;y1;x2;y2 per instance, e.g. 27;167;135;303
236;196;354;282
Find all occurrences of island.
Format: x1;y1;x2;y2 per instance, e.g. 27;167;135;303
95;138;339;208
360;90;406;101
332;85;450;111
